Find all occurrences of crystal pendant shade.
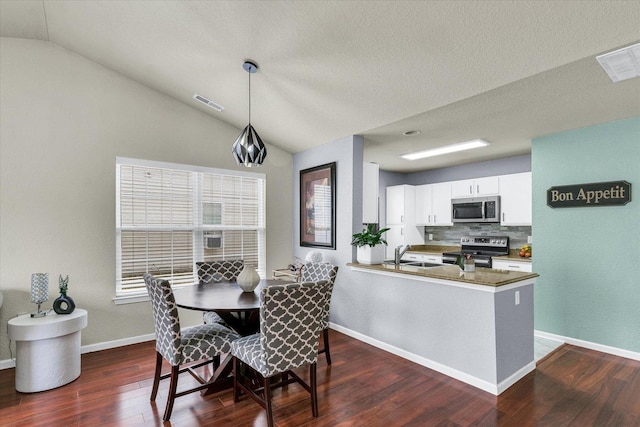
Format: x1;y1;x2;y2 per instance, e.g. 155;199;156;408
232;124;267;167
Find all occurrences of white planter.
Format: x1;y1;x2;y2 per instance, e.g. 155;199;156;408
356;245;385;265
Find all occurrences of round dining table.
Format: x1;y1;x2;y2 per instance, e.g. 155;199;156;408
173;279;274;336
171;278;292;395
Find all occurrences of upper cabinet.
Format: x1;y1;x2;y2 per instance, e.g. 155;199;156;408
499;172;532;226
386;185;415;224
406;172;530;229
386;185;424;259
415;184;432;225
451;176;499;198
415;182;452;226
362;162;379;224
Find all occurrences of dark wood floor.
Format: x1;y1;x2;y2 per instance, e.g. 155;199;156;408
1;330;639;426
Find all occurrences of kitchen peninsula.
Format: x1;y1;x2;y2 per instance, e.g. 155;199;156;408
346;262;538;395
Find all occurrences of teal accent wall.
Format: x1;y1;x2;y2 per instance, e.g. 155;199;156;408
532;117;640;352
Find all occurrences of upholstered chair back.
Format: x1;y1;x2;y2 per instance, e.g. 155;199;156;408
144;274;182;365
197;260;244;283
259;281;328;377
301;263;338;328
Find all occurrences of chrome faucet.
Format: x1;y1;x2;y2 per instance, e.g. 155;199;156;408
394;244;411;265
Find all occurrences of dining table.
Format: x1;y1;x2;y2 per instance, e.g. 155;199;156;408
172;278;292;395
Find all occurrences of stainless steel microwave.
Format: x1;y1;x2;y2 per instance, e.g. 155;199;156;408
451;196;500;223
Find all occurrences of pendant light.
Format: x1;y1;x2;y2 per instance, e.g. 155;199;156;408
232;61;267;167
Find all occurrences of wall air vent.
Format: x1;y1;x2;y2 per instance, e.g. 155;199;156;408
596;43;640;83
193;94;224;112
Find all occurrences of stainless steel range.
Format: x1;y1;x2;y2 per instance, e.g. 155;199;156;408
442;235;510;268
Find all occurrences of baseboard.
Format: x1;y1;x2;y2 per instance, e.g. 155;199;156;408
497;361;536;394
534;330;640;361
0;333;156;371
80;333;155;354
0;358;15;370
329;322;531;395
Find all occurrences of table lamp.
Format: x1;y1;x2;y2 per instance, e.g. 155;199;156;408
30;273;49;318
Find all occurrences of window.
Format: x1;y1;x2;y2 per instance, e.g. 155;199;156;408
115;158;265;302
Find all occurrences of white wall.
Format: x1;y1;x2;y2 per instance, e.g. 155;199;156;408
0;38;294;361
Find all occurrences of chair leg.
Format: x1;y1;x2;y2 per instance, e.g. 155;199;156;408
310;363;318;417
233;357;241;403
323;328;332;365
163;365;180;421
150;352;163;401
264;376;274;427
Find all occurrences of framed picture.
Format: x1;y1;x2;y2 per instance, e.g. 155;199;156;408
300;162;336;249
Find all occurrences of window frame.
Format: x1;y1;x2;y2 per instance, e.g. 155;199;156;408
114;157;266;304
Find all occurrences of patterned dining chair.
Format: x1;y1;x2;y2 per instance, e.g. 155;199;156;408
143;273;240;421
301;262;339;365
231;280;329;427
197;260;244;325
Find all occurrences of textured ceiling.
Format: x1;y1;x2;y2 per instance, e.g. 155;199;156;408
1;0;639;172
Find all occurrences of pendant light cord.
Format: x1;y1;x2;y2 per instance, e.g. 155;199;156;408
248;71;251;125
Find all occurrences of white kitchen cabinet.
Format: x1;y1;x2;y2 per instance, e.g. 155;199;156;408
431;182;453;225
385;185;424;259
386;185;413;225
362;162;379;224
415;182;452;226
492;259;532;272
499;172;532;226
451;176;499;198
385;226;405;259
415;184;432;225
402;252;443;264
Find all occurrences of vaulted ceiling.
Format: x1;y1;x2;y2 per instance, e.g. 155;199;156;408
2;1;639;171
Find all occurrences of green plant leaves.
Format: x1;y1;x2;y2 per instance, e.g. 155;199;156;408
351;224;390;247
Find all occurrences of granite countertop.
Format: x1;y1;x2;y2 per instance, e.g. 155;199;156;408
348;262;538;287
493;249;533;263
407;245;533;263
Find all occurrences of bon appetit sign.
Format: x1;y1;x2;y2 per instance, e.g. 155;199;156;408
547;180;631;208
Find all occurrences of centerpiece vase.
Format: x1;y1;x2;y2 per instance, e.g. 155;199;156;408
53;292;76;315
237;265;260;292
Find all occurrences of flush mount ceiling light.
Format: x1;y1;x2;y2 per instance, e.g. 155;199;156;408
401;139;489;161
232;61;267;167
402;130;421;136
596;42;640;83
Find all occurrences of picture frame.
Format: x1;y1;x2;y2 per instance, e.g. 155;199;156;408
300;162;336;249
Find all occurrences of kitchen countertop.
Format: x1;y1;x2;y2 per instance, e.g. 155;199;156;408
348;262;538;287
493;250;532;262
405;245;533;263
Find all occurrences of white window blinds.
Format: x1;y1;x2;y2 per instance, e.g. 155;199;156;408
116;158;265;297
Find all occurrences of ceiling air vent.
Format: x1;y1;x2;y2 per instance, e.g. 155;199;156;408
596;43;640;83
193;94;224;112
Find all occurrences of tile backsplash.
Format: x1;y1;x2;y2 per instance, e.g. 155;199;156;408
424;225;532;249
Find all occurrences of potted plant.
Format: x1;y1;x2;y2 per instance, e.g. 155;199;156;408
351;224;390;265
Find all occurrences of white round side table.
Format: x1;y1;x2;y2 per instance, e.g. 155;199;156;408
8;309;88;393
